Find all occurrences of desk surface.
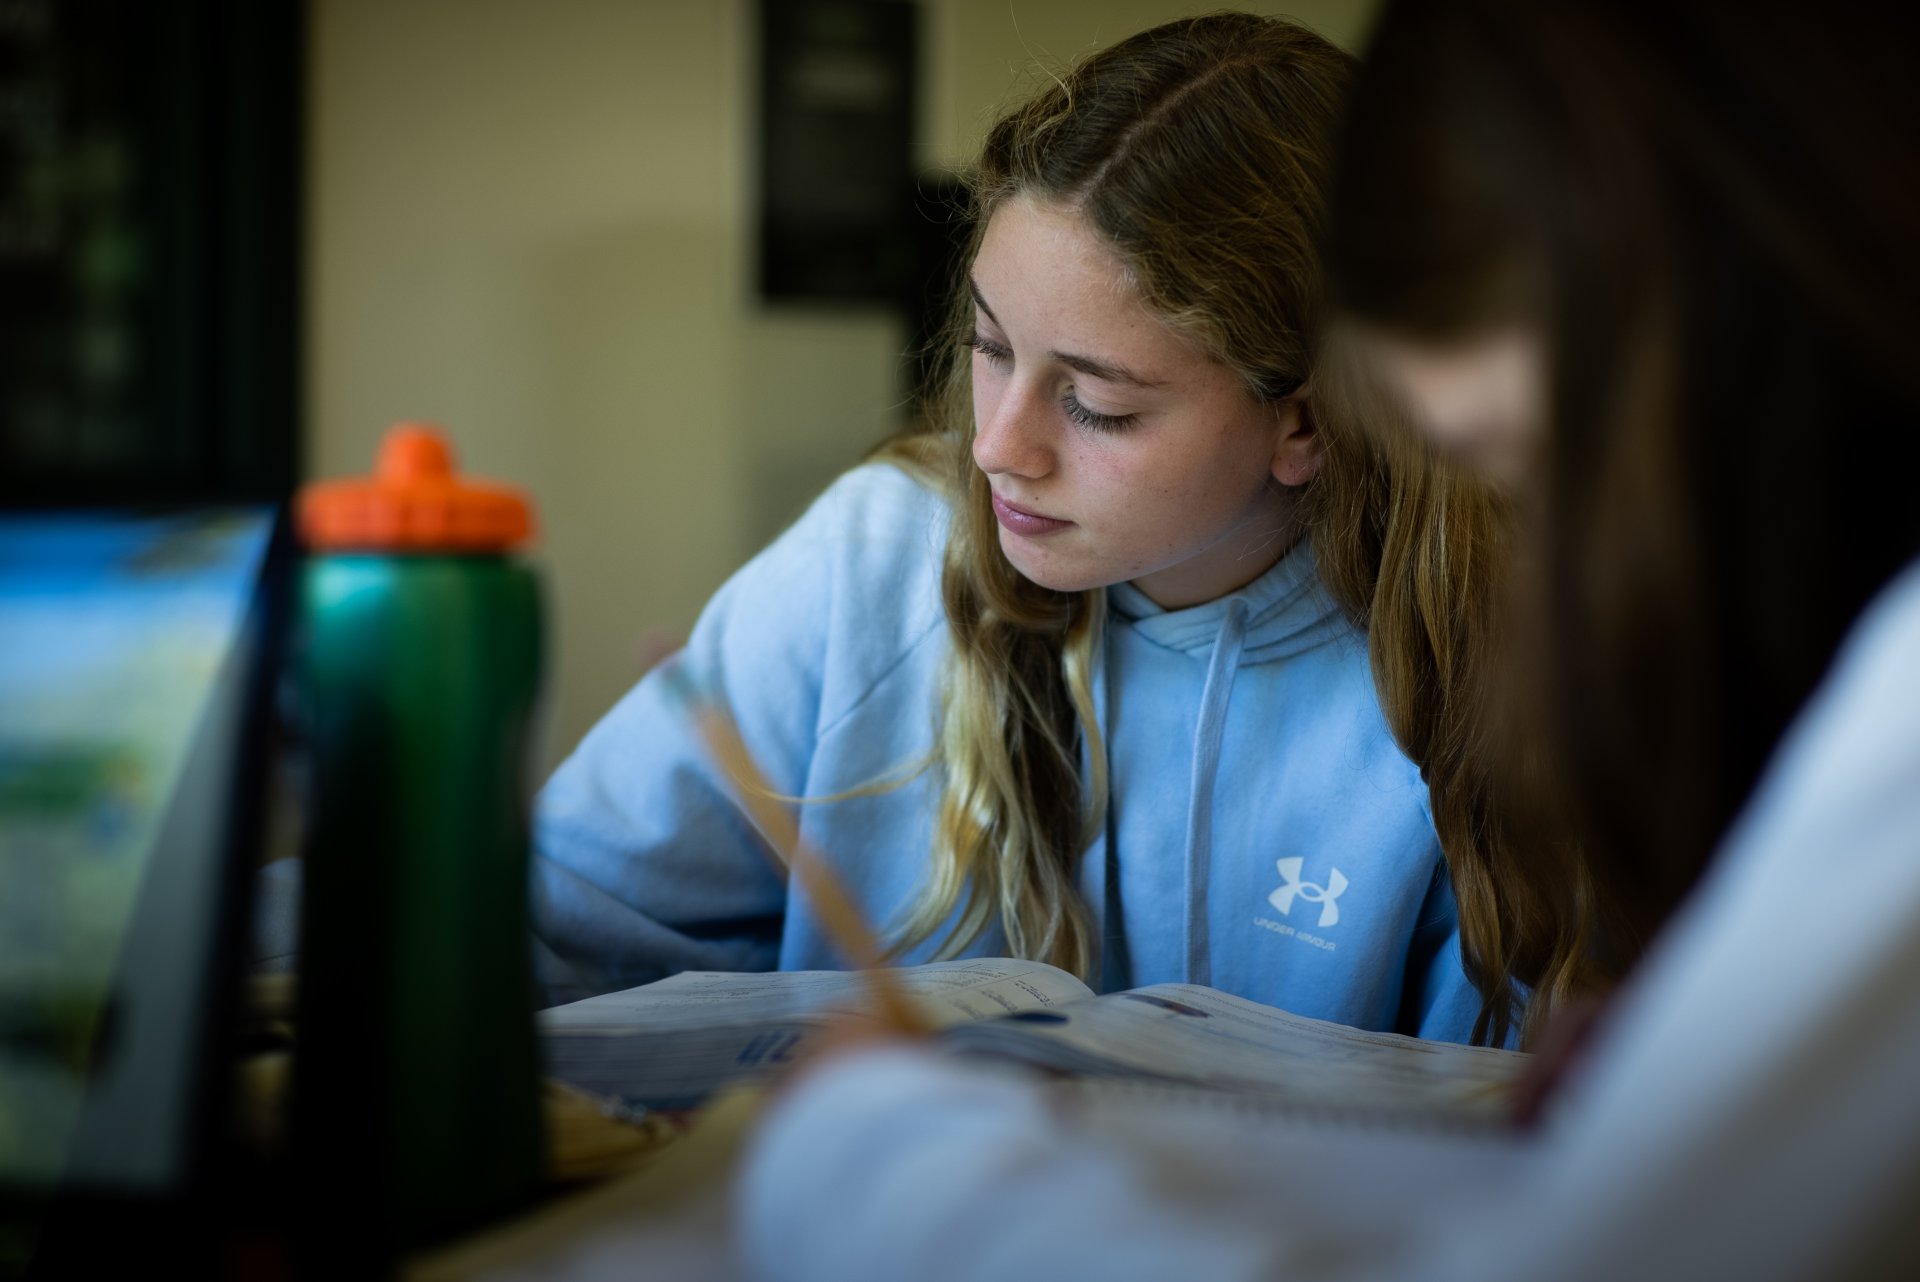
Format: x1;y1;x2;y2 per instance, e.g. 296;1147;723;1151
403;1089;762;1282
231;972;726;1280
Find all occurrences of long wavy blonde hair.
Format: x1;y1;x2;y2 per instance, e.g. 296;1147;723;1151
876;13;1606;1046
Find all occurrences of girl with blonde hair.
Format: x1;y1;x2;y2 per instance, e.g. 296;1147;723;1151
534;11;1600;1047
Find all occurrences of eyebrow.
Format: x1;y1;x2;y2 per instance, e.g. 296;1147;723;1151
969;276;1168;390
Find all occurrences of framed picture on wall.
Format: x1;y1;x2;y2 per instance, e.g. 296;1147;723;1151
757;0;918;305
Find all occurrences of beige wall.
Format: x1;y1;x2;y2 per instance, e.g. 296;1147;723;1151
306;0;1379;771
925;2;1376;167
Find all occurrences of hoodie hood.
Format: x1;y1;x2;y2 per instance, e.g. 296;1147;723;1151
1105;537;1351;663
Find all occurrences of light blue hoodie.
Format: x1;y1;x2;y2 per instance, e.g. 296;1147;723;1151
533;463;1487;1043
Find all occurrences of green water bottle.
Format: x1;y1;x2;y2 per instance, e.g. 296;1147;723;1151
290;422;544;1264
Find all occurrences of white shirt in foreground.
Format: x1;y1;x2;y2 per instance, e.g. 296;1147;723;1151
738;558;1920;1282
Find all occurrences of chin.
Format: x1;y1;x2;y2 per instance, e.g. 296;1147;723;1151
997;536;1108;595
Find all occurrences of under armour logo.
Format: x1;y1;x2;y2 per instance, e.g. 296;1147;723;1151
1268;857;1349;928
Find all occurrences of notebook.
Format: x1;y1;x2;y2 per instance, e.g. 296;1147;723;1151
0;507;290;1277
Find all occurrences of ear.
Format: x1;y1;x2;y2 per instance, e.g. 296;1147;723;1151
1269;391;1322;487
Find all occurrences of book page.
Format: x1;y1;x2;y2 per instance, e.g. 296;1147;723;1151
540;959;1094;1109
939;984;1527;1121
541;958;1092;1032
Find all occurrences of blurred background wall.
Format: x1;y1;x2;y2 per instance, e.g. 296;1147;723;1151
306;0;1380;772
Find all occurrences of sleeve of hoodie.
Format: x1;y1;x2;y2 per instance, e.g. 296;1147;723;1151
529;464;947;1005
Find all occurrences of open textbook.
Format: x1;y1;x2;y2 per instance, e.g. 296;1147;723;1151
540;959;1528;1123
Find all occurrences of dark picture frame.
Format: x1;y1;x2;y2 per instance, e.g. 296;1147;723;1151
757;0;919;305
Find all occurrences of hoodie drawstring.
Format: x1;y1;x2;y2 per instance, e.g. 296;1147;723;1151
1182;598;1249;986
1082;630;1121;992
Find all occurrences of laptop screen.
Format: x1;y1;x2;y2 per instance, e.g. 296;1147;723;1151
0;508;282;1200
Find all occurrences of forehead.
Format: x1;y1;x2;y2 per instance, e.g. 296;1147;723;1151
972;196;1205;364
976;195;1137;302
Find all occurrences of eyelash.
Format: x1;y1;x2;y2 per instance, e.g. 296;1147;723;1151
966;333;1011;366
965;333;1140;434
1060;393;1135;433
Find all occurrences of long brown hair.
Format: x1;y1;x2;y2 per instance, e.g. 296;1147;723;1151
1329;0;1920;949
884;12;1603;1044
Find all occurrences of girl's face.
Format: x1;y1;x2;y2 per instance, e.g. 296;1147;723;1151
968;196;1317;609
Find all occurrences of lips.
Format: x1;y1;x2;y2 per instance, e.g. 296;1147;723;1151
991;493;1073;537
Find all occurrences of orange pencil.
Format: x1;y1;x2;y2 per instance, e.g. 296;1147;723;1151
669;672;934;1035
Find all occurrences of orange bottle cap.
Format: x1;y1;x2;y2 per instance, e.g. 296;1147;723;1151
298;422;536;552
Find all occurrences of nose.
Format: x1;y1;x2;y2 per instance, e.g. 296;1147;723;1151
971;379;1056;480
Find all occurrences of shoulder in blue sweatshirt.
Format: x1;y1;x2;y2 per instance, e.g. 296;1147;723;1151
533;463;1485;1043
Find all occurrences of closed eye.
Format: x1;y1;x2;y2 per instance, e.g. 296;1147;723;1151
967;333;1011;366
1062;390;1137;433
969;331;1137;431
